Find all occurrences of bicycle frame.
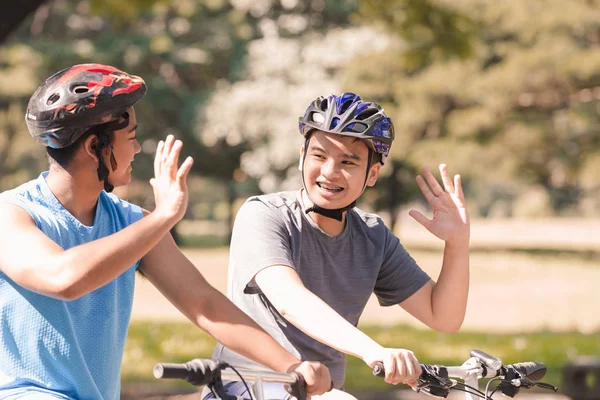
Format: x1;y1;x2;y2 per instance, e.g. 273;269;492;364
153;359;305;400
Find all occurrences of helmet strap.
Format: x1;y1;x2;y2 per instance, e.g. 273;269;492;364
95;134;115;193
92;113;129;193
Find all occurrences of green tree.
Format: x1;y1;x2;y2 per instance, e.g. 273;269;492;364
345;0;600;218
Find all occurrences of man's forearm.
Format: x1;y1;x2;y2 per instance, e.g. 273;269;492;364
51;211;175;299
430;239;470;333
266;285;382;362
195;290;301;373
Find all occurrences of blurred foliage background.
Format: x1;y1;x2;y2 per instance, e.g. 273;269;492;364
2;0;599;239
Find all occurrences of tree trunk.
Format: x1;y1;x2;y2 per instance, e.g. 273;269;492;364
388;161;402;233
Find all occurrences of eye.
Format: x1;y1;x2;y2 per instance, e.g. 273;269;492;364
342;160;357;166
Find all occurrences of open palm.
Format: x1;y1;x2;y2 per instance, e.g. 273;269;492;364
409;164;470;243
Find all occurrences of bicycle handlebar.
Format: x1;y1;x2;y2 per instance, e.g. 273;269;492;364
371;349;557;399
154;358;307;400
372;354;546;382
154;359;223;387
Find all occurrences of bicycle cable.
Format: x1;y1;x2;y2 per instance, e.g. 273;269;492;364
453;381;486;398
228;365;255;400
450;386;486;399
484;376;503;400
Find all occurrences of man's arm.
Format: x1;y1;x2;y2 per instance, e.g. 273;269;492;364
0;135;193;300
0;203;174;300
255;265;421;386
400;164;470;333
398;240;469;334
138;234;332;395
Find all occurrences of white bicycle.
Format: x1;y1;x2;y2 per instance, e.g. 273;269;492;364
153;358;307;400
373;349;559;399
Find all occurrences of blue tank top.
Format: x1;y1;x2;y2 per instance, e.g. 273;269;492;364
0;172;144;400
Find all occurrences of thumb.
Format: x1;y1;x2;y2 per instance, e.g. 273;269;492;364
409;210;431;230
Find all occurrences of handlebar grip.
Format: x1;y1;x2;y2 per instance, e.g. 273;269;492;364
154;363;193;380
154;358;222;387
289;372;307;400
372;362;385;377
508;362;547;382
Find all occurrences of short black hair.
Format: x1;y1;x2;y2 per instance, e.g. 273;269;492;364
46;124;114;168
46;129;93;167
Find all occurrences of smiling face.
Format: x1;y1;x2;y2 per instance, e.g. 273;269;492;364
105;107;141;187
301;130;381;210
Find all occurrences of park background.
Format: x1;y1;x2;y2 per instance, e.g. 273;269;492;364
1;0;599;398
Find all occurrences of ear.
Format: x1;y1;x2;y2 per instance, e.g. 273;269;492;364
366;162;381;187
84;135;100;162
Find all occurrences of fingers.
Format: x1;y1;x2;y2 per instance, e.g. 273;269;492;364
454;173;465;201
439;164;454;193
408;210;430;230
297;361;332;396
176;156;194;185
153;140;164;177
165;139;183;177
422;166;444;197
381;350;421;386
154;134;189;180
417;164;463;202
415;175;436;203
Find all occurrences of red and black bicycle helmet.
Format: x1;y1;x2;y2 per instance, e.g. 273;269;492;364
25;63;147;149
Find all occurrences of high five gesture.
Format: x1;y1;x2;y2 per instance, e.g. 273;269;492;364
150;134;194;224
410;164;470;245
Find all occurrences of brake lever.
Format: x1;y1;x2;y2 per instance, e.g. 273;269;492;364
535;381;559;392
414;385;450;398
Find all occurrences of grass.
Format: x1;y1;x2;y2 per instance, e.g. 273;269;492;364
122;321;600;395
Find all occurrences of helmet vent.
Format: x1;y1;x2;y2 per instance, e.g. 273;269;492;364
330;117;340;129
310;112;324;123
318;99;329;111
46;93;60;106
72;85;90;94
343;122;367;133
356;108;378;120
340;100;353;114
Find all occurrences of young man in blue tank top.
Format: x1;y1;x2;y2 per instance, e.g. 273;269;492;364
210;93;471;399
0;64;332;400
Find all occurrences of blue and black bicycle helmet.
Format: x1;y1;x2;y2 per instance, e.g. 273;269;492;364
298;92;394;164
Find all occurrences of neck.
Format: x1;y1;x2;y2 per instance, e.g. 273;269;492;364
46;164;104;226
300;189;346;237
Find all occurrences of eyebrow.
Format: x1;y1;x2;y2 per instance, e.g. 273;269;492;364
309;144;361;161
128;124;138;133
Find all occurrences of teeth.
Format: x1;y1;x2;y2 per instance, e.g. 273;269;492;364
317;183;343;192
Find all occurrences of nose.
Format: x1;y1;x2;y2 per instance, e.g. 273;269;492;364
134;139;142;154
321;158;339;179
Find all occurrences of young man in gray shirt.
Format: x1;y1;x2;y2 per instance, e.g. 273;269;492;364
209;93;471;399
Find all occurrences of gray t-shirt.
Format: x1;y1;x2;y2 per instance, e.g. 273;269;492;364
213;190;430;388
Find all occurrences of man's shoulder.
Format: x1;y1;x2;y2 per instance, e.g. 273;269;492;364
102;192;144;221
236;191;302;228
247;190;299;209
0;178;43;209
351;207;388;230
